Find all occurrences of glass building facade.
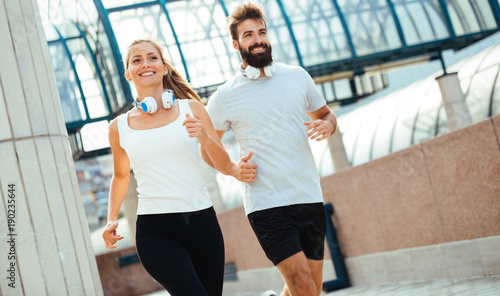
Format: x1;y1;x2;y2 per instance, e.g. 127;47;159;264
38;0;500;209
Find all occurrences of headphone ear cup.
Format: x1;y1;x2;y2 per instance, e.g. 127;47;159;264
264;63;276;77
141;97;158;114
162;89;175;109
241;64;261;80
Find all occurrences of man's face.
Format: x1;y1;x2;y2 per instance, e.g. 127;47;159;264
234;19;273;68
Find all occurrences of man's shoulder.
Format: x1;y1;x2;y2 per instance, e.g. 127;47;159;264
216;74;244;95
275;62;309;77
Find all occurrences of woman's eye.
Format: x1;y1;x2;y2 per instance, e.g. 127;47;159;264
133;59;140;63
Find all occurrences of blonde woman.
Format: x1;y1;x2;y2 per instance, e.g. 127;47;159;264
102;38;257;296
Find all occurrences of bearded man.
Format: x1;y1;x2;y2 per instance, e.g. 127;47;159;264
203;3;338;296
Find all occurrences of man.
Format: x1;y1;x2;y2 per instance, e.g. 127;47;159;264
202;2;337;296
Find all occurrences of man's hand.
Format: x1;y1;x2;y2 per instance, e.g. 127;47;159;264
304;119;334;141
231;152;257;183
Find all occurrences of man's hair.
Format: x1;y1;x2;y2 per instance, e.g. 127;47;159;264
228;2;267;41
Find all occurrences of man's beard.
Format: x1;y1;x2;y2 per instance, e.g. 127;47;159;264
239;42;273;68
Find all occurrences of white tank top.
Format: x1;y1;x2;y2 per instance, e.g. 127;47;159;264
117;99;212;214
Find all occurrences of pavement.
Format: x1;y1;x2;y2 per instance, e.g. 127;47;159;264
324;275;500;296
143;275;500;296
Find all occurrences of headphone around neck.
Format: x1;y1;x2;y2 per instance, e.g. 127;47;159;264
240;62;276;80
135;89;175;114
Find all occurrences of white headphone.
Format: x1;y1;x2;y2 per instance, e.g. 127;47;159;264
240;62;276;80
135;89;175;114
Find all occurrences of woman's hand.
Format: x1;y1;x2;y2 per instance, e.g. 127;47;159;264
183;113;208;142
102;221;124;249
230;152;257;183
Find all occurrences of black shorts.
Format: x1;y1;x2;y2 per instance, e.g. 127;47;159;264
247;202;326;266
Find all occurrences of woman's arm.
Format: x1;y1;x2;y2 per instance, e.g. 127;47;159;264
184;100;257;183
102;119;130;249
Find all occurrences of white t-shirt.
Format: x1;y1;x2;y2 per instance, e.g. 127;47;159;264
117;99;212;215
207;63;326;215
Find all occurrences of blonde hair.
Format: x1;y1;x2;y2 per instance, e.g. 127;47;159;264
228;2;266;41
124;38;201;102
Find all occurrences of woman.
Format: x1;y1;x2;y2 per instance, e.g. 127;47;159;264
102;38;257;296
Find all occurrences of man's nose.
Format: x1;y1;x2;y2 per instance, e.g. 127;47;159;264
254;35;263;43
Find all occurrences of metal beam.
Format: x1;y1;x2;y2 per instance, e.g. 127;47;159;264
73;21;114;119
385;0;407;46
275;0;304;67
52;25;90;122
158;0;191;82
107;1;158;13
93;0;134;104
218;0;229;17
330;0;357;57
438;0;456;37
489;0;500;28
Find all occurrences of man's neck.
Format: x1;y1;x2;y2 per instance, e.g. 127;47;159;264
241;61;266;78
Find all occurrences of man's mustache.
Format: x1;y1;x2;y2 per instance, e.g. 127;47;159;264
248;43;269;52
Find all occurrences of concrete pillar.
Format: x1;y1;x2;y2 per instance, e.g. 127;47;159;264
327;128;351;171
0;0;103;295
436;72;473;130
122;171;138;246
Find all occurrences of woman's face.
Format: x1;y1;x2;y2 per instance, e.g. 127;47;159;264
125;42;167;88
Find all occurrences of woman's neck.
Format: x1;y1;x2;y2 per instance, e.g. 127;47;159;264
136;86;164;103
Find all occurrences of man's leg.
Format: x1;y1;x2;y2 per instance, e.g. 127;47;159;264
308;258;324;296
276;252;316;296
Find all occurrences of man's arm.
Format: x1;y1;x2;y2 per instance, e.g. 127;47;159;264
305;105;338;141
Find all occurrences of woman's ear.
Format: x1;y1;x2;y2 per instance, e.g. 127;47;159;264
163;66;168;76
125;70;132;81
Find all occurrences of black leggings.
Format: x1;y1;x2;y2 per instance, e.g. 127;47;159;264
135;207;224;296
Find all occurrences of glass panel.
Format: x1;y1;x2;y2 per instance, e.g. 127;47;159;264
338;0;402;56
491;67;500;116
102;0;154;9
43;23;60;42
280;0;352;66
67;39;110;119
351;118;378;165
413;90;442;144
340;125;361;165
394;0;450;45
49;42;87;123
95;20;128;113
391;92;422;153
435;105;450;136
371;97;403;160
447;0;497;35
166;0;237;87
465;66;498;122
478;44;500;72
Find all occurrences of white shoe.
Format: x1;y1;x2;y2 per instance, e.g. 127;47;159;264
261;291;277;296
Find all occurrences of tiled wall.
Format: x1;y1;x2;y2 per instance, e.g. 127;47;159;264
322;115;500;257
0;0;102;294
